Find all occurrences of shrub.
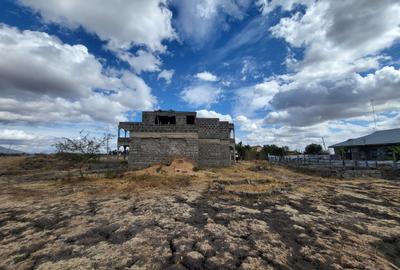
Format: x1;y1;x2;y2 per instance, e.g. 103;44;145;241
104;169;125;179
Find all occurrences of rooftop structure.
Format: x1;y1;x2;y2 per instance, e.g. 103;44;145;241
329;128;400;160
118;111;235;168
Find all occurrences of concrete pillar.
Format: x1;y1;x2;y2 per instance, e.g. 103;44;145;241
233;128;236;163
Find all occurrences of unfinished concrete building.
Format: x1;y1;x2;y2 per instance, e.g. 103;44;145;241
118;111;236;168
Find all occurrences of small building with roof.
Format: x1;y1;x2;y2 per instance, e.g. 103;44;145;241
329;128;400;160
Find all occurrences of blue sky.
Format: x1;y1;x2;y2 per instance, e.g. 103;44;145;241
0;0;399;153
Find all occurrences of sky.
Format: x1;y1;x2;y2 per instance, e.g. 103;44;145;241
0;0;399;153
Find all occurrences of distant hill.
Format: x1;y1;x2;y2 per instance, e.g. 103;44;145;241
0;146;24;154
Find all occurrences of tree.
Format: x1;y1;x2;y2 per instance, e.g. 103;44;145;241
390;145;400;161
235;141;247;160
102;129;115;154
262;144;289;157
54;131;108;177
304;143;323;155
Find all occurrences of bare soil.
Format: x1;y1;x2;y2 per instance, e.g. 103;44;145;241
0;157;399;270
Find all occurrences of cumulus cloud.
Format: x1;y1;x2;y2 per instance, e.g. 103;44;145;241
181;84;222;107
266;66;400;126
18;0;176;52
234;114;388;152
157;69;175;84
18;0;177;72
0;24;108;100
232;0;400;148
197;109;232;122
0;129;54;153
270;0;400;80
234;80;280;116
0;24;156;124
235;115;260;131
195;71;218;82
0;129;37;141
117;50;161;74
262;0;400;126
235;0;400;125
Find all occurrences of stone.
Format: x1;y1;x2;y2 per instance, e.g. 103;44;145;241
182;251;204;270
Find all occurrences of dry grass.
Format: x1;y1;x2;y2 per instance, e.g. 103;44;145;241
224;182;289;193
1;156;400;269
0;159;313;199
0;156;25;170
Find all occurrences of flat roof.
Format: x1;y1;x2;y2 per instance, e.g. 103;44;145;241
329;128;400;148
142;110;196;114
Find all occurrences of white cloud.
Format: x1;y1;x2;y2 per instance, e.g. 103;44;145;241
117;50;161;74
233;0;400;149
235;115;260;131
0;24;156;124
18;0;177;73
0;123;121;153
181;84;222;107
173;0;251;46
18;0;176;52
234;115;386;152
0;129;37;141
0;128;54;153
157;69;175;84
115;72;157;112
195;71;219;81
234;80;280;117
235;1;400;123
270;0;400;81
197;109;232;122
264;66;400;126
0;24;107;99
257;0;312;15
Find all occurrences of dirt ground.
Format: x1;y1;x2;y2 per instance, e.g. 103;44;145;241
0;156;399;270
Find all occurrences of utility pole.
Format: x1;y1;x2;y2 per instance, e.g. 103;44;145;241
370;99;377;130
7;143;13;154
321;137;327;151
106;135;109;155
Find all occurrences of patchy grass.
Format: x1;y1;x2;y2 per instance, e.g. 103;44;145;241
0;157;399;269
224;182;289;193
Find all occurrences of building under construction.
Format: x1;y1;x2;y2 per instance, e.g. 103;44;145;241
118;111;236;168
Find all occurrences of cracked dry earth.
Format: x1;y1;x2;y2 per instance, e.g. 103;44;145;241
0;162;400;270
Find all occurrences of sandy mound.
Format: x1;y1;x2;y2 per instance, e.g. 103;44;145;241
133;159;198;177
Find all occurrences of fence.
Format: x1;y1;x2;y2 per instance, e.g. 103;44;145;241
268;155;400;169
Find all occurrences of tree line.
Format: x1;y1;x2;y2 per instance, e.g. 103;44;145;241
235;142;327;160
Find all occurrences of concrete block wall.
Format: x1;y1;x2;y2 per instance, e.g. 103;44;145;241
197;118;221;139
219;141;232;166
142;111;197;126
129;136;198;169
218;121;231;139
130;124;197;133
198;140;232;167
122;111;234;169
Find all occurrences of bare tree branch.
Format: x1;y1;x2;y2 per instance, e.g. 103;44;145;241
54;130;108;177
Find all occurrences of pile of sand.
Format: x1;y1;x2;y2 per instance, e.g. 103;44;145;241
133;159;198;177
